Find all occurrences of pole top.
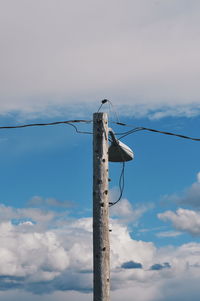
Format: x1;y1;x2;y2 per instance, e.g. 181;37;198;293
93;112;108;120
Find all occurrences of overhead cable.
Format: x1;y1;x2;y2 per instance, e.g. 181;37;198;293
108;130;127;207
109;161;125;207
0;115;200;142
111;122;200;142
0;120;91;130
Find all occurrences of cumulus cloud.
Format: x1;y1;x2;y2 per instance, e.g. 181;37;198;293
0;203;156;294
0;290;92;301
110;197;153;225
0;202;156;293
158;172;200;236
1;202;200;300
0;204;56;226
162;172;200;208
158;208;200;236
0;0;200;118
111;242;200;300
0;213;93;293
0;221;69;281
27;196;74;209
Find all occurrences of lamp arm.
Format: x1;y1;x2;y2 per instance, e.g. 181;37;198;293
108;128;119;145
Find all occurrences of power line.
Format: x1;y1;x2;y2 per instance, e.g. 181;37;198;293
98;100;200;142
67;123;93;135
0;111;199;208
0;119;91;130
111;123;200;142
109;122;200;206
0;117;200;142
1;97;199;142
0;119;93;136
140;127;200;141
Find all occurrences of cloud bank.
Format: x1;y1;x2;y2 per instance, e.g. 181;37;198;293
0;202;200;301
1;0;200;118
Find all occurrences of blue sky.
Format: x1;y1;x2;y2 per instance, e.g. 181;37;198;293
1;1;200;300
0;110;200;300
1;112;200;240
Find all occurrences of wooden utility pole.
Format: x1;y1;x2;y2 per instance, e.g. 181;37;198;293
93;112;110;301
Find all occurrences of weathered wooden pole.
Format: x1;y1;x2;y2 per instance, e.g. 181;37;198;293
93;112;110;301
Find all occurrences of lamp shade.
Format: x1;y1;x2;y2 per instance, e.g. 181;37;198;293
108;140;134;162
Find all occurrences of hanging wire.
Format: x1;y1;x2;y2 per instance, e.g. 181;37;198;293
118;127;145;139
0;105;199;207
108;122;200;206
139;127;200;142
97;99;120;124
108;101;113;122
67;123;93;135
0;119;92;130
1;108;199;142
110;122;200;142
97;99;109;113
107;100;120;123
108;130;126;207
109;161;125;207
0;119;93;136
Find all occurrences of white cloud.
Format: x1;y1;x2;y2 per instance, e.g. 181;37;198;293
27;196;73;209
110;220;156;270
0;0;200;118
111;242;200;300
197;172;200;183
0;221;69;276
156;231;182;238
158;208;200;235
1;202;200;300
0;204;156;293
110;197;153;225
162;172;200;208
0;204;57;227
0;290;92;301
